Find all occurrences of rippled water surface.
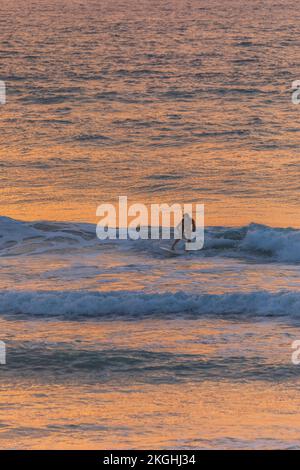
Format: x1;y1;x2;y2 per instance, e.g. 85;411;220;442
1;0;300;225
1;0;300;450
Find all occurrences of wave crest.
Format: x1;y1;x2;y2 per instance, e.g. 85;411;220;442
1;217;300;262
1;289;300;319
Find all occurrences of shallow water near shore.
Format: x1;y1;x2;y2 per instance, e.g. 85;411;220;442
1;317;300;449
1;217;300;449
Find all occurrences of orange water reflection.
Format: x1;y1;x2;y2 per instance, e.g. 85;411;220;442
0;318;299;449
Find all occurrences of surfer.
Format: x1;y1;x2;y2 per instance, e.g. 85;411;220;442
171;213;196;251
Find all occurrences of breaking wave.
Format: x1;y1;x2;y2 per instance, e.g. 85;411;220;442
1;216;300;262
0;289;300;319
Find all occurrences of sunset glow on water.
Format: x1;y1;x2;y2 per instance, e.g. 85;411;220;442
1;0;300;226
1;0;300;450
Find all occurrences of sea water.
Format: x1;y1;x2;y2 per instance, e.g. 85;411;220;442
1;0;300;449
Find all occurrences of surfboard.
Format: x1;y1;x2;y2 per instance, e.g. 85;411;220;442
160;247;184;256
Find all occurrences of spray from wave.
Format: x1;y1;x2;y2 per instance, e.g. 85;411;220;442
1;216;300;262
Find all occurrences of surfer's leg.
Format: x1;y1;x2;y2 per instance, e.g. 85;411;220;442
184;239;191;251
171;239;180;250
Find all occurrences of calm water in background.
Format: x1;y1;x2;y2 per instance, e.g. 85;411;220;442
1;0;300;225
1;0;300;449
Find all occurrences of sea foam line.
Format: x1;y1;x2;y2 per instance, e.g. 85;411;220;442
0;290;300;319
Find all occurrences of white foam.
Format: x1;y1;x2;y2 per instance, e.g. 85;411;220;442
240;224;300;262
0;289;300;319
1;217;300;263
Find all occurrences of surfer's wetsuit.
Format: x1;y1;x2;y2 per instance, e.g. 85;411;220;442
171;215;196;250
181;216;196;240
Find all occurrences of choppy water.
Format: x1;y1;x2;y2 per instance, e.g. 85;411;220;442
1;216;300;448
1;0;300;225
2;216;300;315
1;0;300;450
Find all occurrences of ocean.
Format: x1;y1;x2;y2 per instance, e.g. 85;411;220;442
1;217;300;448
1;0;300;449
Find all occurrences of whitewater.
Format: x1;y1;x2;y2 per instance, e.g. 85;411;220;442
1;0;300;450
2;216;300;449
1;216;300;321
